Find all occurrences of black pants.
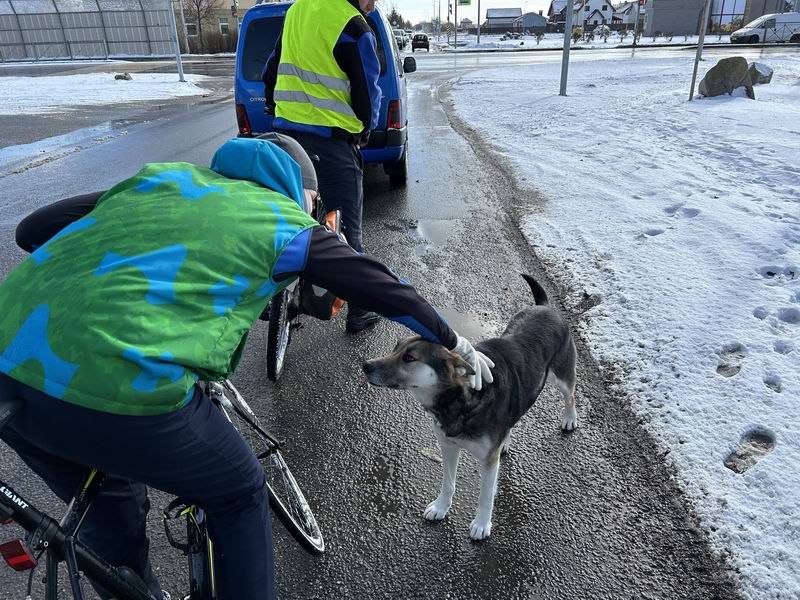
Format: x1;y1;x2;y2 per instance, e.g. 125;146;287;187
279;130;365;254
0;375;276;600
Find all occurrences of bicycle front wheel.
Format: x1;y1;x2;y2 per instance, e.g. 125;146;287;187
266;289;290;382
217;382;325;555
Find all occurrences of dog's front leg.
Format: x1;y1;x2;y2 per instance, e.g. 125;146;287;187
424;434;460;521
470;453;500;540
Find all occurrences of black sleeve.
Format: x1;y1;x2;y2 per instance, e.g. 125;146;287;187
333;16;381;134
16;191;104;253
262;29;283;112
302;226;458;349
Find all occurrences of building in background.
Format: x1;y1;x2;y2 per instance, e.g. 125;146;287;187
179;0;258;53
514;10;548;30
483;7;523;31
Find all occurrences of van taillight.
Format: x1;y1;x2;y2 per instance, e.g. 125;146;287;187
236;104;252;137
387;100;402;130
0;539;37;571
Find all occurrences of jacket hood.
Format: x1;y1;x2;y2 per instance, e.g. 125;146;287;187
210;137;304;207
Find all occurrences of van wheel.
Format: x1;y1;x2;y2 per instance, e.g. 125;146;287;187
385;144;408;188
750;35;760;43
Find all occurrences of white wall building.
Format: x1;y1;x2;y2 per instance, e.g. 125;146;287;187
572;0;615;27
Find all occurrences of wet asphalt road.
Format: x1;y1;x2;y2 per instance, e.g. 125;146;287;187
0;49;756;599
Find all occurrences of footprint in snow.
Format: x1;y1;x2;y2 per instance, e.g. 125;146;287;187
773;340;794;354
763;373;782;393
777;307;800;325
664;203;700;219
724;428;776;474
716;342;747;377
757;265;798;282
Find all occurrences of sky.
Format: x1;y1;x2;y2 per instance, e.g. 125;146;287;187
380;0;553;25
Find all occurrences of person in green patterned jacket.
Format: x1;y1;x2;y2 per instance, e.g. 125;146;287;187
0;134;493;600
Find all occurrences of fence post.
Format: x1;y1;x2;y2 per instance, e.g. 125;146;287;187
138;0;153;55
52;0;74;59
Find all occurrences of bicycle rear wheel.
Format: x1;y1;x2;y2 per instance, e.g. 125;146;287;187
214;382;324;555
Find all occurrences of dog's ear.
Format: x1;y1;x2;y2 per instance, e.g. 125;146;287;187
448;350;476;377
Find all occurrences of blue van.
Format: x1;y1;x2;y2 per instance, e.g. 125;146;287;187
234;2;416;186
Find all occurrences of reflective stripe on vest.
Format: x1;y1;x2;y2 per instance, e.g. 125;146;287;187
275;0;365;134
274;90;357;118
277;63;351;93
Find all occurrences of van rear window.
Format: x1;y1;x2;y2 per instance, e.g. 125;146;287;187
242;17;283;82
367;15;388;76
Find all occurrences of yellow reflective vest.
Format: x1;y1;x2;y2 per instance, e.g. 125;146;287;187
275;0;366;134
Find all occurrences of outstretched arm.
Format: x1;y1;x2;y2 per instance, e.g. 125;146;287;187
16;191;104;252
274;226;457;348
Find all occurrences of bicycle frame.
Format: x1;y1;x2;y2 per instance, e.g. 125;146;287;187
0;475;154;600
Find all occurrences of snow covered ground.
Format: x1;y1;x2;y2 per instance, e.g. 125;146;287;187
0;72;210;115
441;32;731;51
450;54;800;598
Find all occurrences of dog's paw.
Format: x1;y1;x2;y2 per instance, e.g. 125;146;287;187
561;407;578;432
469;517;492;540
423;500;451;521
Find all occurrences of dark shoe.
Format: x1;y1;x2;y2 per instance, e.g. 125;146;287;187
346;309;381;334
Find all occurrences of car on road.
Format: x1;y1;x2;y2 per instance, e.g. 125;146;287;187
235;2;416;186
393;28;407;49
731;12;800;43
411;33;430;52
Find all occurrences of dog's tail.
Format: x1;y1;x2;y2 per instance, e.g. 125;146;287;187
521;273;549;306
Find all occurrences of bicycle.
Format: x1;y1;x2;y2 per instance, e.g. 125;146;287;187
263;198;345;383
0;379;323;600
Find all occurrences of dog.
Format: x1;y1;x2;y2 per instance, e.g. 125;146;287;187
362;274;577;540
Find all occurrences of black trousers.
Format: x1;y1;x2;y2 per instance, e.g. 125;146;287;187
279;130;365;254
0;375;276;600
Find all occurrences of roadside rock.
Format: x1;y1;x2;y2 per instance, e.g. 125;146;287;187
114;72;133;81
748;62;773;85
698;56;754;99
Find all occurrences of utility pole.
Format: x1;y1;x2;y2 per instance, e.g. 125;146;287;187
455;0;458;48
559;0;575;95
632;0;641;47
176;0;189;54
689;0;712;101
166;0;185;81
477;0;480;44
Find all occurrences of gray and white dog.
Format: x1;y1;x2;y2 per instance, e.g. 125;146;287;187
363;274;577;540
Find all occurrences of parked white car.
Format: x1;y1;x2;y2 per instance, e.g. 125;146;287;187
731;12;800;43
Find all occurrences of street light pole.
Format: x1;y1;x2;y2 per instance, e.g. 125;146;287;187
559;0;575;95
166;0;185;82
689;0;712;101
477;0;480;44
176;0;189;54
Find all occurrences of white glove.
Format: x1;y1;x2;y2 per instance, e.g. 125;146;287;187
453;334;495;391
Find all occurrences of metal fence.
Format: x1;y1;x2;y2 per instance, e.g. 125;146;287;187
0;0;174;62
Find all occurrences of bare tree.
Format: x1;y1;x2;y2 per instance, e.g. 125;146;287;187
184;0;219;54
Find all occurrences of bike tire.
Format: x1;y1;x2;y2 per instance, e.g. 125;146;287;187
218;382;325;555
266;289;290;382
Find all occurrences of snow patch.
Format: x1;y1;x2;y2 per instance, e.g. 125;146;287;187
450;54;800;599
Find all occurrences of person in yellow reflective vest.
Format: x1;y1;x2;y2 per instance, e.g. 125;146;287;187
263;0;383;334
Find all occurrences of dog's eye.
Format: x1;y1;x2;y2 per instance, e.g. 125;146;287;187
402;353;416;363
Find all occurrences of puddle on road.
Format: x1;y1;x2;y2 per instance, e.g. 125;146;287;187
0;122;115;172
436;307;498;340
409;219;456;255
